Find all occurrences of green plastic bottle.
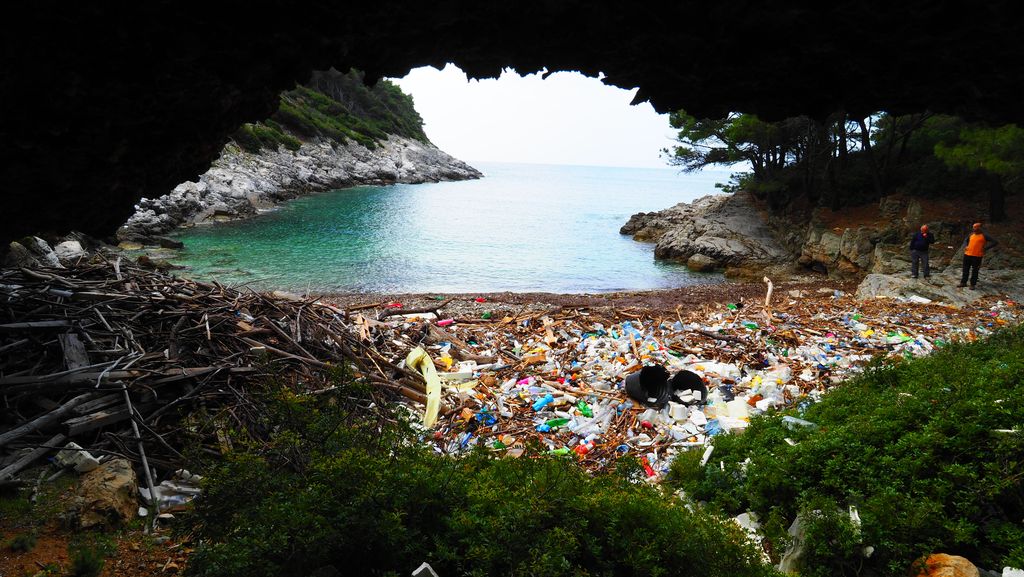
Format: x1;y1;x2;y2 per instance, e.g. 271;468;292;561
545;418;570;429
577;401;593;418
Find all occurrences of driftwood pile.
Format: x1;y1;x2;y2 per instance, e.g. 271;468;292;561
0;259;433;489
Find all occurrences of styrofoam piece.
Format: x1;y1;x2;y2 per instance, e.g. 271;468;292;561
412;562;440;577
55;442;100;472
726;399;749;419
689;410;708;426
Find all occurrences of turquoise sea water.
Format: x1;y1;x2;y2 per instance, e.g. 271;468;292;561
169;162;727;293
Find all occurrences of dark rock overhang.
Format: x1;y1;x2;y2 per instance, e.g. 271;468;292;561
2;2;1022;241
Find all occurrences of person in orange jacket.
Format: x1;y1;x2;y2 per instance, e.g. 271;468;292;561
958;222;999;289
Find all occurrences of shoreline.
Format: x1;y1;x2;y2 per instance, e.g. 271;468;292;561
307;277;857;319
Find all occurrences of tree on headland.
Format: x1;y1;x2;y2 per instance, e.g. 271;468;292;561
664;111;802;180
666;108;1018;219
933;122;1024;222
665;110;880;210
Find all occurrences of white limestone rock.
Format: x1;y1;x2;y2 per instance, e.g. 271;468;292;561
118;136;481;241
621;192;790;270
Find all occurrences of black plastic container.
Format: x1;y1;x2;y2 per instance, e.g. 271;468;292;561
670;369;708;405
624;365;672;407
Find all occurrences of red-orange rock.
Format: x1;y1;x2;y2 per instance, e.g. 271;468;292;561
914;553;980;577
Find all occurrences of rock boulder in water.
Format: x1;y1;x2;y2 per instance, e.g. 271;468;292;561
621;192;790;272
686;253;718;272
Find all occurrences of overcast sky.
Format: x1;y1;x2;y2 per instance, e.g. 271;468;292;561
392;64;680;169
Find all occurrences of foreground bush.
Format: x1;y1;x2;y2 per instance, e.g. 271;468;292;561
669;325;1024;576
186;385;775;577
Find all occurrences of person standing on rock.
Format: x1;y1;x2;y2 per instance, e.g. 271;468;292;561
909;224;935;279
958;222;999;290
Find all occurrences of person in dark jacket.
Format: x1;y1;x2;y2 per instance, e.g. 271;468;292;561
909;224;935;279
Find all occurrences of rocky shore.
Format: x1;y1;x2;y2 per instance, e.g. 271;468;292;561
117;136;481;242
620;192;790;274
622;191;1024;307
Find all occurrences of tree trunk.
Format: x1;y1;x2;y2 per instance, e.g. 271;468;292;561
989;175;1007;222
857;117;885;198
831;113;847;211
837;115;848;167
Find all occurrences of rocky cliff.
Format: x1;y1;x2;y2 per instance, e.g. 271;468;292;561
117;70;480;241
118;136;480;241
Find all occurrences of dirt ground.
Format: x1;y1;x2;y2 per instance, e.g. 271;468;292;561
0;525;189;577
0;477;189;577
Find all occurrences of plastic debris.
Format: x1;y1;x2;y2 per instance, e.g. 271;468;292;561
412;562;440;577
782;416;818;431
54;441;101;472
335;290;1020;479
406;347;443;428
138;469;203;512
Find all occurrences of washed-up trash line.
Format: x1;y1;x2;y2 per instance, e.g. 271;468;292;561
366;293;1021;480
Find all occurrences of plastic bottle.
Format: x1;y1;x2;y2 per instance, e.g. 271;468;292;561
782;416;818;430
496;397;512;418
640;456;657;477
532;394;554;411
577;400;593;417
574;440;594;457
638;408;658;423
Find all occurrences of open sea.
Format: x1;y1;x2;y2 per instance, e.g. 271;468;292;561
168;162;727;293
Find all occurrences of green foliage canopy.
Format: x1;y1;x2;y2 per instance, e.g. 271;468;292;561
665;111;805;179
232;69;429;154
935;123;1024;177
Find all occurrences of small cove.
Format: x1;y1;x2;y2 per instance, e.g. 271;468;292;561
169;162;726;293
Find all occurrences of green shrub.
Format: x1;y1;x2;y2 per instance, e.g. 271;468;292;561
231;69;429;155
185;380;777;577
68;543;107;577
4;530;37;552
667;326;1024;575
232;122;302;153
67;533;116;577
